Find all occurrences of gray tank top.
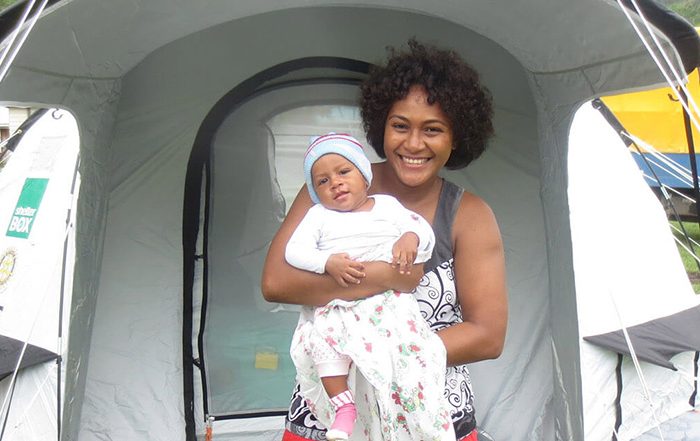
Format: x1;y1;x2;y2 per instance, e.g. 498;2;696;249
412;180;476;437
425;179;463;274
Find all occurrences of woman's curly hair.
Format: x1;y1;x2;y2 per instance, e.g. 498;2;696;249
360;39;494;169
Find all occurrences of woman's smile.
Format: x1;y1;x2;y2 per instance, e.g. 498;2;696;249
399;154;430;166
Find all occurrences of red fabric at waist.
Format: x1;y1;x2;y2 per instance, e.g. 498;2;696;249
282;429;478;441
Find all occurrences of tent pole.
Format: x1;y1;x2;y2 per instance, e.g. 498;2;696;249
592;99;700;270
678;86;700;239
678;86;700;404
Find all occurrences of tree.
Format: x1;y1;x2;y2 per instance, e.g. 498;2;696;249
661;0;700;25
0;0;17;12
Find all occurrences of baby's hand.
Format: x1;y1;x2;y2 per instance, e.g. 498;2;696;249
392;232;419;275
325;253;365;287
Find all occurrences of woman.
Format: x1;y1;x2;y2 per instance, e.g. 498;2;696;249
261;39;507;441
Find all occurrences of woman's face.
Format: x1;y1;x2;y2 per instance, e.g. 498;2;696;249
383;85;454;188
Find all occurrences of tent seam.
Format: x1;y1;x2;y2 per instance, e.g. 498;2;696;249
10;63;120;80
528;48;670;76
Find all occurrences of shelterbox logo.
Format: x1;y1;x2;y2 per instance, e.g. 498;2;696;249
6;178;49;239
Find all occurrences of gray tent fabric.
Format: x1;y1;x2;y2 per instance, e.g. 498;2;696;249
0;1;698;441
584;306;700;371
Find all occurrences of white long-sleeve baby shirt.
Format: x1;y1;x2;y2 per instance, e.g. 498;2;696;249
285;194;435;274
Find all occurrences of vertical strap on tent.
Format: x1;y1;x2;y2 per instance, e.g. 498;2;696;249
691;351;699;407
613;353;623;441
197;158;211;419
183;146;207;441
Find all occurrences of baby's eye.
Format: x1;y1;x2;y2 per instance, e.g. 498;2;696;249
317;177;328;186
339;168;352;175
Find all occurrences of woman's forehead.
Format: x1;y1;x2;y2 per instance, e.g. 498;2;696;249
388;86;449;123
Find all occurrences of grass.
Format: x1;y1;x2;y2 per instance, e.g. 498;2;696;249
669;220;700;293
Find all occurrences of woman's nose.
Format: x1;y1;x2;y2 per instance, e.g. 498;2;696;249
406;129;422;151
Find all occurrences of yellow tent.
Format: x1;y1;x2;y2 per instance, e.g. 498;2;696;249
602;31;700;155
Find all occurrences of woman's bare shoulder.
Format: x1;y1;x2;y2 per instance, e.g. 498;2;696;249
457;190;496;220
453;190;501;243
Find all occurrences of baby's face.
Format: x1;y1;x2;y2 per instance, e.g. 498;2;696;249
311;154;370;212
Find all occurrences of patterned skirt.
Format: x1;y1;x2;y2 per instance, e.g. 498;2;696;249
290;291;455;440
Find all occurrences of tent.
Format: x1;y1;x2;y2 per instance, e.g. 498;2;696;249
600;35;700;215
602;69;700;157
0;0;698;440
0;108;79;440
569;102;700;441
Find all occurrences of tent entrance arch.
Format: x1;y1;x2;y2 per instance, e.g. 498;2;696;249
183;58;372;428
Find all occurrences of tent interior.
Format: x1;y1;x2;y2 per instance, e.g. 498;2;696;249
0;1;699;440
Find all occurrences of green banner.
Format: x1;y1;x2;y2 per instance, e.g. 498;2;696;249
6;178;49;239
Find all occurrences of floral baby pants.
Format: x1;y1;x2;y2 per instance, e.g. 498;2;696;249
290;291;456;441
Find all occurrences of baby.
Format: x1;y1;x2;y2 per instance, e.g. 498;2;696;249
286;133;455;441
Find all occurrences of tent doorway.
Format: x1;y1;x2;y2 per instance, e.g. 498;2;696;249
183;59;374;428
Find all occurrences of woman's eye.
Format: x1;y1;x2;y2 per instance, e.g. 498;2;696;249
392;123;408;131
426;127;443;134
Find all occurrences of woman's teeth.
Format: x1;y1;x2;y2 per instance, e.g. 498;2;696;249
402;156;427;165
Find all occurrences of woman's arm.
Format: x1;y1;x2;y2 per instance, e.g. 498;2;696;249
261;186;424;307
436;193;508;366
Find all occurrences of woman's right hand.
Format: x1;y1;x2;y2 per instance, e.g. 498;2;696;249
261;186;423;306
